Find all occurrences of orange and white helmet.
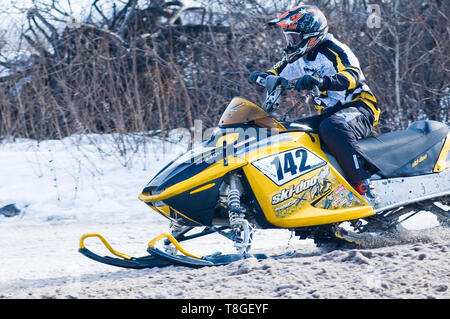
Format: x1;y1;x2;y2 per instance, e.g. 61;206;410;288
269;4;328;63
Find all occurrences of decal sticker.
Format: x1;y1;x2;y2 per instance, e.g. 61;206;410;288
271;167;334;218
272;174;319;205
315;184;365;210
252;147;326;186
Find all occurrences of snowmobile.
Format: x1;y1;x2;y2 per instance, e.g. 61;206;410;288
79;75;450;269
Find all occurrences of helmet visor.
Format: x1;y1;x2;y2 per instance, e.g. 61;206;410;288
283;32;304;49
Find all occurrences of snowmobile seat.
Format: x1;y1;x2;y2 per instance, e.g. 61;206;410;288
358;120;448;178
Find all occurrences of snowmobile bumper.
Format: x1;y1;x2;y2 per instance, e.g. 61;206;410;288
79;233;171;269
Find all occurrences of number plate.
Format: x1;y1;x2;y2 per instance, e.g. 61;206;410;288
251;147;326;186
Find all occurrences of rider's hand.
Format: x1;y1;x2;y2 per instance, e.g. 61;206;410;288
248;71;268;84
294;75;324;91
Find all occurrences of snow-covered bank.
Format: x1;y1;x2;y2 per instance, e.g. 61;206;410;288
0;134;449;299
0;133;187;223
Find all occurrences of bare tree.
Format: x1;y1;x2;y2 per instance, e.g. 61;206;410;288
0;0;448;143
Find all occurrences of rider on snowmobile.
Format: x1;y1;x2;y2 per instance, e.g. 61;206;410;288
248;4;380;202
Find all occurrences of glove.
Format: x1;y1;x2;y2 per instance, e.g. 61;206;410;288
264;75;287;93
248;71;268;84
294;75;324;91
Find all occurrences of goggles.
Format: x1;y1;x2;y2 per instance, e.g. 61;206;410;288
283;31;304;48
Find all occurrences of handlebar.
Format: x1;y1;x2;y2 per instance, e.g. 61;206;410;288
256;75;320;96
256;75;320;113
311;84;320;97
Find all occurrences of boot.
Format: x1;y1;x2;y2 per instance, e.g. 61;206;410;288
355;179;380;207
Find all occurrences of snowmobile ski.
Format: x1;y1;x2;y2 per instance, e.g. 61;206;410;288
147;247;295;268
145;232;295;268
79;247;172;269
79;233;171;269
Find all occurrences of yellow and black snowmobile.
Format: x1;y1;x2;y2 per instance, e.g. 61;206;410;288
79;76;450;269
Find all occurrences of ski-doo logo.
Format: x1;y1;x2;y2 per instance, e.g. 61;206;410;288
271;167;333;217
271;175;318;205
412;154;427;167
252;147;326;186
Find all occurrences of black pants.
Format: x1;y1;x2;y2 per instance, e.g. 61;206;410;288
318;101;379;187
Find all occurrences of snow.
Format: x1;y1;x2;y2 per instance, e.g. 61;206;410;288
0;133;449;299
0;133;294;297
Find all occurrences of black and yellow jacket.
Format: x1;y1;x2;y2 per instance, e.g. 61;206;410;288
268;34;380;125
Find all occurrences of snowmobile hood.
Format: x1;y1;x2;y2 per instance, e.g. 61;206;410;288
138;125;298;204
139;144;247;203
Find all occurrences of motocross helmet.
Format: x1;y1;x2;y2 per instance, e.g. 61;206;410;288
269;4;328;63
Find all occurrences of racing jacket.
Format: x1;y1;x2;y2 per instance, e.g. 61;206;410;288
267;34;380;126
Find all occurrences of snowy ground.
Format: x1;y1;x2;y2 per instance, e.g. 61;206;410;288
0;133;449;299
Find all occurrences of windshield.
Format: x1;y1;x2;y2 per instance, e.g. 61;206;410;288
218;97;286;131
